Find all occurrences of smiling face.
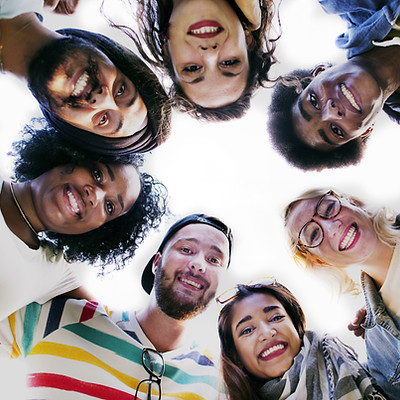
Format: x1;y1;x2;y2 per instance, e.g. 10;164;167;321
30;38;148;138
292;62;384;151
166;0;250;107
153;223;230;320
286;194;379;266
31;162;141;235
231;293;301;380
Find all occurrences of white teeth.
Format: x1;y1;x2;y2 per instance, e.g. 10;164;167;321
340;225;357;250
71;71;89;97
67;189;80;214
260;344;284;358
180;278;201;289
190;26;219;35
340;83;361;112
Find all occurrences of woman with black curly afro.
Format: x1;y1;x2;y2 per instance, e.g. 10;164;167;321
0;119;168;320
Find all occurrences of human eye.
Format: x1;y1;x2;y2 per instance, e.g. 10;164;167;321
116;83;125;97
92;167;103;183
308;93;320;109
220;59;240;67
270;314;284;323
330;124;344;138
239;326;254;337
99;113;108;126
182;64;202;73
181;247;192;254
303;223;322;246
105;200;115;215
208;255;222;266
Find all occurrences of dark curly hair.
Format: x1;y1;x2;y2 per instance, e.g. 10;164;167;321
104;0;278;121
267;68;368;171
218;281;306;400
10;119;169;269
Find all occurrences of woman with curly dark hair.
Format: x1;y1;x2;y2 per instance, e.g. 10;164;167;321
0;119;168;320
113;0;276;121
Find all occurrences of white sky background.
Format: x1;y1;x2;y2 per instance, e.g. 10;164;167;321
2;0;400;397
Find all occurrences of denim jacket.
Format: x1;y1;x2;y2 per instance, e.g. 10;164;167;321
361;272;400;399
318;0;400;58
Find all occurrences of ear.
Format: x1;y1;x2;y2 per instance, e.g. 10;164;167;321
359;124;374;141
311;64;329;77
161;41;170;61
152;252;162;275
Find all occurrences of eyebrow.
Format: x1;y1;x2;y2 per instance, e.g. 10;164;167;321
105;164;115;181
117;194;124;211
318;129;338;146
298;97;312;122
235;306;280;332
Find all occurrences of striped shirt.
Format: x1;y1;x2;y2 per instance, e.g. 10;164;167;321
0;298;226;399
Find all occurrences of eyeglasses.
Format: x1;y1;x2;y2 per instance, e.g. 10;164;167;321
135;348;165;400
297;190;342;249
216;277;277;312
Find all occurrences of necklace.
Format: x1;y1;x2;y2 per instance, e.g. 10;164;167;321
9;182;39;237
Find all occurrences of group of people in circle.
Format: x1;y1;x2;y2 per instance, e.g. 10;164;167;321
0;0;399;399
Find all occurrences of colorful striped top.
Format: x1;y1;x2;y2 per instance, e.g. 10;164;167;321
0;297;226;399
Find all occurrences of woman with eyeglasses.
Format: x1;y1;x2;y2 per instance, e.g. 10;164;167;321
284;189;400;399
217;279;385;400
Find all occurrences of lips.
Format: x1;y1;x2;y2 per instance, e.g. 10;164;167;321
177;274;206;290
70;69;93;101
187;20;223;38
339;83;361;113
339;223;360;251
64;185;83;217
258;342;287;361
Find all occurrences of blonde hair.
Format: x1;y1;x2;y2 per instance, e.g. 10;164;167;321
283;188;400;294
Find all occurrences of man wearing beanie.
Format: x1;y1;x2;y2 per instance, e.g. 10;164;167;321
0;214;233;399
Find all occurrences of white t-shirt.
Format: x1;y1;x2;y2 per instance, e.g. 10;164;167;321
0;179;84;321
380;241;400;318
0;0;43;19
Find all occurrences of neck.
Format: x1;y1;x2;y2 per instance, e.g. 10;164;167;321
136;294;188;353
0;181;40;249
358;239;395;288
0;13;60;78
355;46;400;100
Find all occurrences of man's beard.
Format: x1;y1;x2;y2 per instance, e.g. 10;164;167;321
154;265;216;321
27;36;101;112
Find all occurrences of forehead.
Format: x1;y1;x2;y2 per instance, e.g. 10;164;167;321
166;224;229;252
232;293;284;322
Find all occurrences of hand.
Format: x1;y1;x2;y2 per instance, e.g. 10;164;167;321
347;307;366;339
44;0;81;15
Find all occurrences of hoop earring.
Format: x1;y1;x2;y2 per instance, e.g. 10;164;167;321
360;124;374;141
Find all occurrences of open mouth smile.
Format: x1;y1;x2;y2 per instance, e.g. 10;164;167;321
339;223;359;251
340;83;361;113
71;70;90;98
65;185;82;217
258;342;287;360
188;21;223;39
178;276;204;290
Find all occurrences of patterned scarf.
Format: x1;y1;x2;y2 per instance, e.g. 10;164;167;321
258;331;386;400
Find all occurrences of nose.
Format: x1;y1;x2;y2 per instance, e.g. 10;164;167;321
199;42;219;51
323;99;344;120
318;217;342;238
188;255;207;274
88;86;117;109
258;322;276;342
84;185;105;208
